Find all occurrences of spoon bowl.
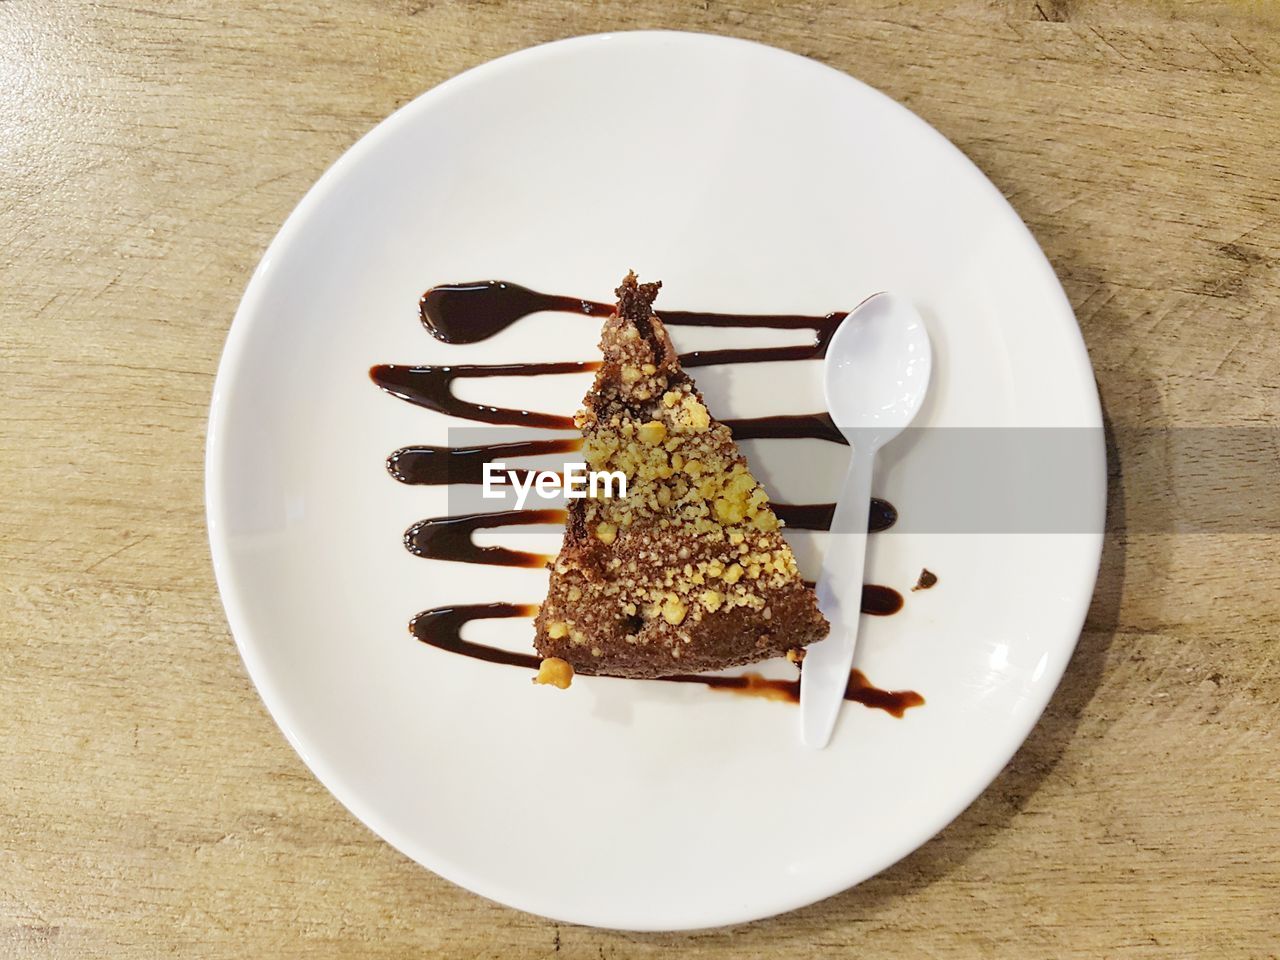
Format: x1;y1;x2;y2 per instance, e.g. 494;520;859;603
824;292;932;446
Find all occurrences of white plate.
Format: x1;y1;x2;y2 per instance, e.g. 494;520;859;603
207;32;1104;931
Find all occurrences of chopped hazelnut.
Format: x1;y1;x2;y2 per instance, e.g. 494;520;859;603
533;657;574;689
753;511;780;532
681;397;711;431
595;522;618;545
546;621;569;639
660;593;687;625
715;497;746;524
700;589;725;613
638;420;667;445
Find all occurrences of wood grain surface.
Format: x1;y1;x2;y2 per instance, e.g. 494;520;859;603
2;1;1278;956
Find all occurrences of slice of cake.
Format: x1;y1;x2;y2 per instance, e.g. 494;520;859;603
533;273;829;682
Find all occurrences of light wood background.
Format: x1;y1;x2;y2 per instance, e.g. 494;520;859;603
2;1;1278;956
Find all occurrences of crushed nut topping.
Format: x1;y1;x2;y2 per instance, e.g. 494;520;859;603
533;657;574;689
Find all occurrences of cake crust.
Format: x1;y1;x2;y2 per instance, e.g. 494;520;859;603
533;273;829;679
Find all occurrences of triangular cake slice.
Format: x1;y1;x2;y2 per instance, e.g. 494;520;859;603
533;273;829;682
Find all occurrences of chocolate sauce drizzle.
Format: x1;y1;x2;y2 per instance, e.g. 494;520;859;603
388;438;582;486
403;510;905;613
773;498;898;533
370;361;597;430
369;363;846;444
406;510;562;568
420;280;843;352
420;282;610;344
375;279;923;713
858;584;906;616
410;603;923;716
372;279;851;441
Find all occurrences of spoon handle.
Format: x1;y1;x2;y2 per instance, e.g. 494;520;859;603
799;448;875;749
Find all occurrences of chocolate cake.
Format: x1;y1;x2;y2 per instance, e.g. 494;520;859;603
532;273;829;683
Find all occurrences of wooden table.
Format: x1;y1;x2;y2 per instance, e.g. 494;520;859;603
3;1;1278;955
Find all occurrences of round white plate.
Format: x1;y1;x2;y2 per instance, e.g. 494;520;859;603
207;31;1104;931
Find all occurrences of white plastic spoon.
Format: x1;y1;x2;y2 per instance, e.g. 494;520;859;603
799;293;932;749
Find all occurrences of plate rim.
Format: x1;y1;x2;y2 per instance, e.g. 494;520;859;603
206;29;1106;931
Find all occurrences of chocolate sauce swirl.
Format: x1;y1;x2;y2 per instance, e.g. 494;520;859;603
369;362;848;445
405;510;560;569
376;279;924;713
387;438;583;486
773;499;898;534
374;280;853;440
403;509;905;613
370;361;594;430
420;280;842;350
